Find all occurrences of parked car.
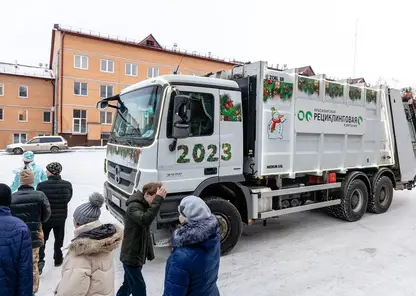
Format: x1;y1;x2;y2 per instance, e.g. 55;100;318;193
5;136;68;154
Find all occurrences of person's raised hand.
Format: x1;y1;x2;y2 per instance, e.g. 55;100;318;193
156;187;167;199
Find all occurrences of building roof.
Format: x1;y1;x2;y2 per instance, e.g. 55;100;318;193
138;34;163;49
0;62;54;79
297;65;315;76
347;77;366;84
52;24;243;66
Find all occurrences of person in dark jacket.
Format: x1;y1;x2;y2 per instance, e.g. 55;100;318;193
163;195;220;296
11;170;51;295
117;182;167;296
0;183;33;296
36;162;73;273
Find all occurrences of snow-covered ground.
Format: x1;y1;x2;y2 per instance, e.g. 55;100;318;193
1;151;416;295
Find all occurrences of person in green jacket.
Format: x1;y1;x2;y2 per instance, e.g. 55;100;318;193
117;182;167;296
10;151;47;193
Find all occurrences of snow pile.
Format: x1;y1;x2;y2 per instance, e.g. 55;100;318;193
0;62;54;79
69;146;107;151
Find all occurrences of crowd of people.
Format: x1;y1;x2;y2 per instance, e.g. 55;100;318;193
0;151;221;296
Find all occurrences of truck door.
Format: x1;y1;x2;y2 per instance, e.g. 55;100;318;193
157;86;220;193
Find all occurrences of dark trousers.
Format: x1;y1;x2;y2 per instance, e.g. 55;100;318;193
39;223;65;264
116;264;146;296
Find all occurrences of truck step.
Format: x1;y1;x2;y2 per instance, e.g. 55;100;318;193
258;199;341;219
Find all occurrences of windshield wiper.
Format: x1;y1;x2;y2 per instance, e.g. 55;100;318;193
118;130;142;137
115;108;143;137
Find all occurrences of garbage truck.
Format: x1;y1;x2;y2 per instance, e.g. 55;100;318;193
98;61;416;255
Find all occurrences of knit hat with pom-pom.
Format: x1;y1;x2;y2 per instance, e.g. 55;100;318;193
73;192;104;226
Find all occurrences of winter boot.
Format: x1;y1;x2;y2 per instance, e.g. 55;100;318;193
38;261;45;275
54;258;63;267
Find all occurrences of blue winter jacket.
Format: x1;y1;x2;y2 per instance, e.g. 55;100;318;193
0;206;33;296
163;215;220;296
10;162;47;193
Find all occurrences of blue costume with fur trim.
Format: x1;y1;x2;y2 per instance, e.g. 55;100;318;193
163;215;220;296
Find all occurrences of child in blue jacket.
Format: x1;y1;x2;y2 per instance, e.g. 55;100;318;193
10;151;47;193
163;195;220;296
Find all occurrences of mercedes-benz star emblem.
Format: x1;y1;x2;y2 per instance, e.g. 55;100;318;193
114;165;122;184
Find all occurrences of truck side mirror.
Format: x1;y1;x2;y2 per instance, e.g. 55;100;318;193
97;100;109;110
172;95;191;139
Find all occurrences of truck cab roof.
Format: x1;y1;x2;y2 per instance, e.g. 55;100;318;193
120;74;240;95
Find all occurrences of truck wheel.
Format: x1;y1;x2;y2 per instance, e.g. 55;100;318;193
205;197;242;255
328;179;368;222
367;176;393;214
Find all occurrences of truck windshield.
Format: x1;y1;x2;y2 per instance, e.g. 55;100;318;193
111;85;162;146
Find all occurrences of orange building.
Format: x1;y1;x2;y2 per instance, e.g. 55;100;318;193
50;24;237;146
0;63;54;148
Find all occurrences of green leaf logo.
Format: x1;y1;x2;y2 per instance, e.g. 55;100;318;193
305;111;312;121
297;110;305;121
358;116;363;125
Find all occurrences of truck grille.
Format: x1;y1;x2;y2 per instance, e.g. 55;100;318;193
107;160;138;194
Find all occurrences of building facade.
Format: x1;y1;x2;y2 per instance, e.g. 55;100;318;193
50;24;237;146
0;63;54;148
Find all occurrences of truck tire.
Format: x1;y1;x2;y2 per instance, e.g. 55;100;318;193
204;197;242;255
367;176;393;214
328;179;369;222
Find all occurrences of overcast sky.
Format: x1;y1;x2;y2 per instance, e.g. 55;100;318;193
0;0;413;87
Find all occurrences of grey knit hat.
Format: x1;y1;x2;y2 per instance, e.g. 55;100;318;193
73;192;104;225
178;195;211;222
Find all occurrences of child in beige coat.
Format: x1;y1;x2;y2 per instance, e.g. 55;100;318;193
54;193;122;296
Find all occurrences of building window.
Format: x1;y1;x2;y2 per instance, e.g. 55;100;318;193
43;111;52;123
146;40;155;46
101;59;114;73
0;108;3;120
38;134;50;137
125;63;138;76
73;109;87;134
13;133;27;144
0;84;4;96
74;55;88;69
74;82;88;96
19;85;28;98
18;110;28;122
100;85;114;98
147;67;159;78
100;111;113;125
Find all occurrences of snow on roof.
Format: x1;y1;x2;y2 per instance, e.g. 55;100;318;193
0;62;54;79
54;24;245;66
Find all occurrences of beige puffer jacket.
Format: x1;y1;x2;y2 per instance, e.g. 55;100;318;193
54;220;123;296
